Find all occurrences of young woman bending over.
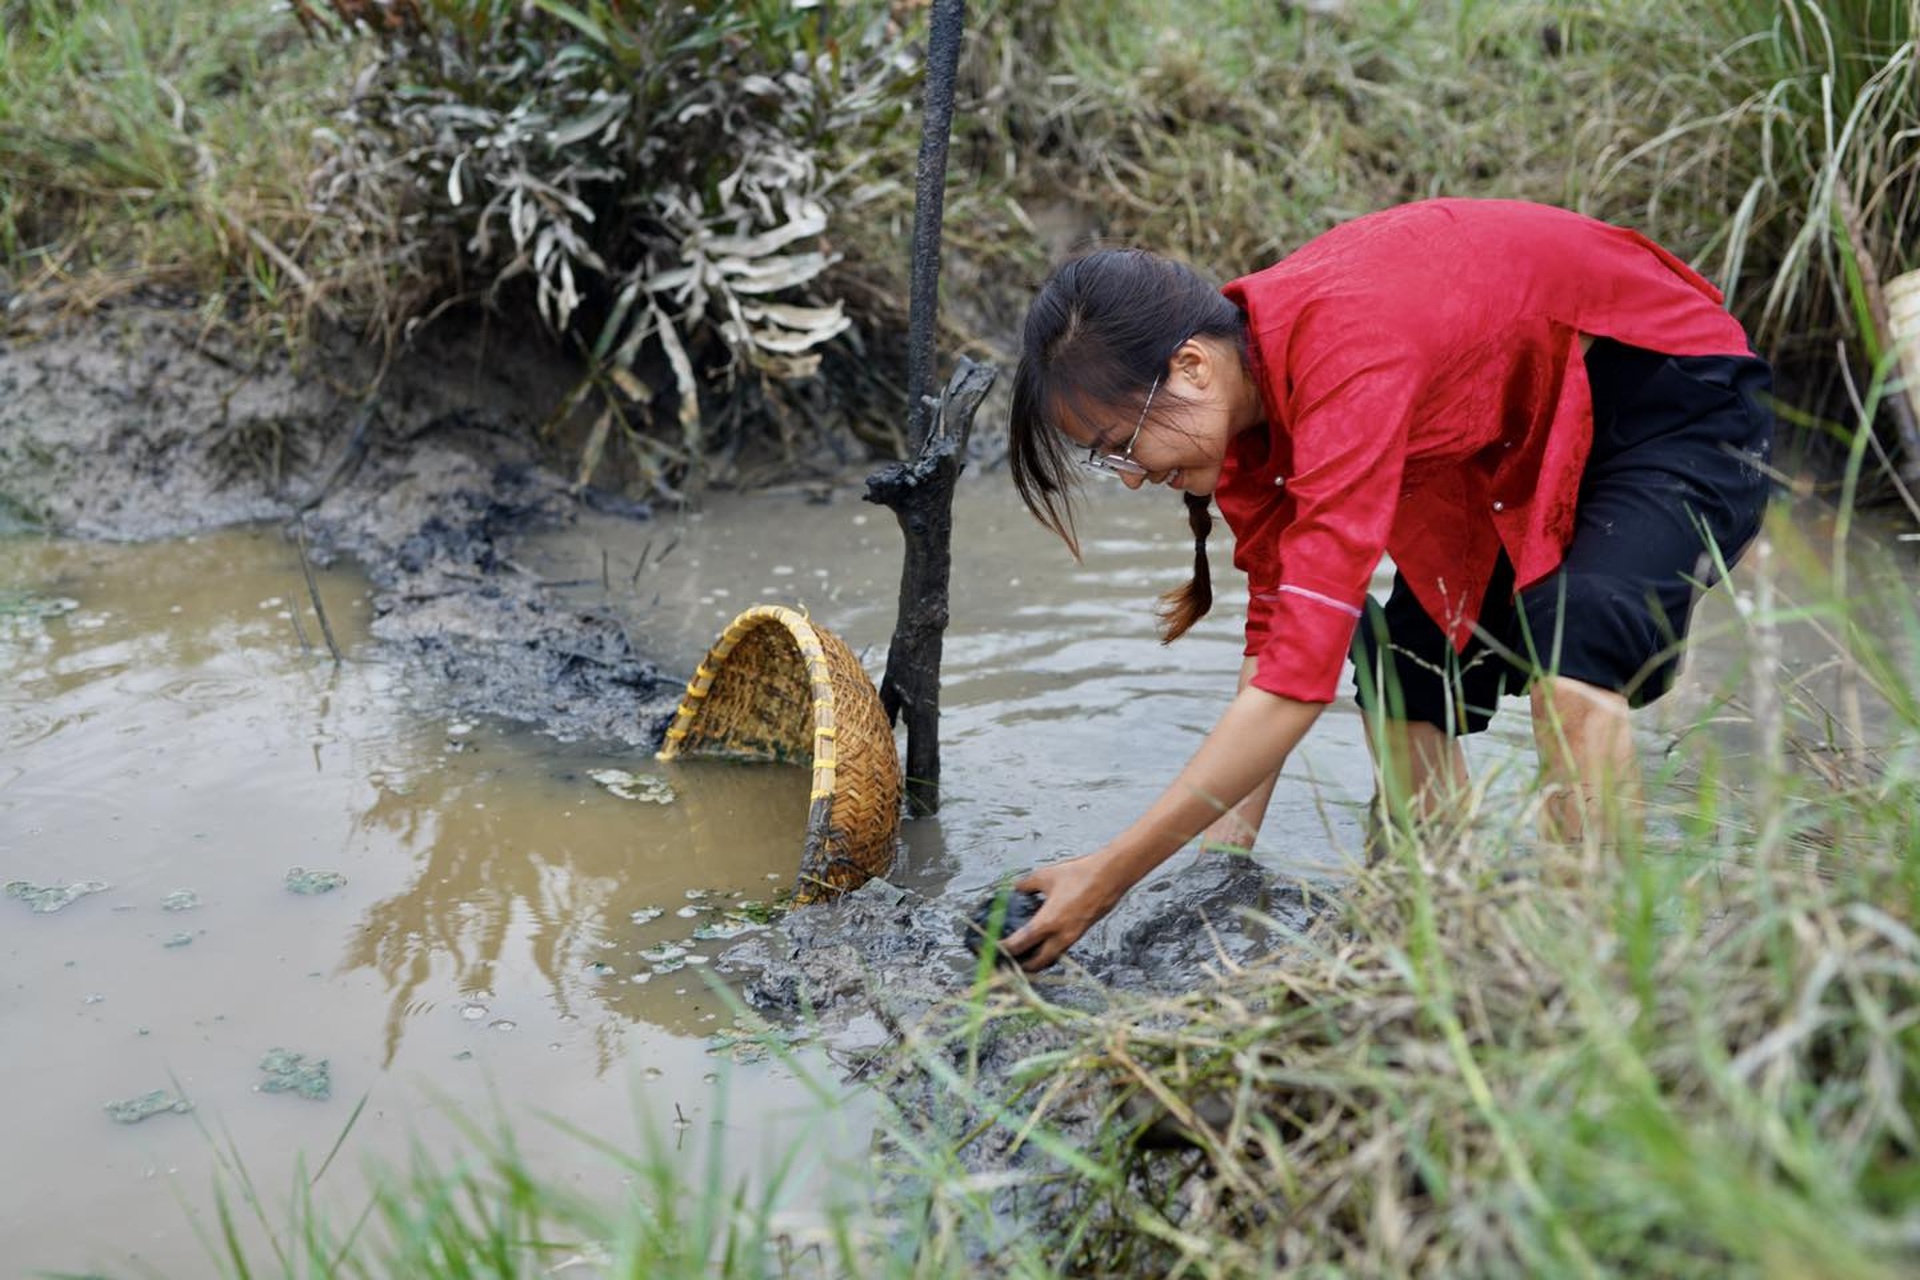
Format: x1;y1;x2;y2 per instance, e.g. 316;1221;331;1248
1000;198;1773;972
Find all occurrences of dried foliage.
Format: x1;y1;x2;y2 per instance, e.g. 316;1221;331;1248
296;0;915;487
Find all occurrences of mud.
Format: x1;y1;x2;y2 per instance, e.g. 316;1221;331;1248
0;298;685;744
721;856;1336;1045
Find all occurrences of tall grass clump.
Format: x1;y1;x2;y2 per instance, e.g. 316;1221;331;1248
295;0;918;491
1581;0;1920;477
944;1;1646;306
0;0;343;329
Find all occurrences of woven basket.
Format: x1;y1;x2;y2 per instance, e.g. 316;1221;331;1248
655;605;901;902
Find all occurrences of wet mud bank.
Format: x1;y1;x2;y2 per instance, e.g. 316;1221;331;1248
723;855;1331;1031
0;300;684;744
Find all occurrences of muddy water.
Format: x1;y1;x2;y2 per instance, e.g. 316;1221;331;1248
0;531;868;1277
525;477;1389;894
5;472;1910;1276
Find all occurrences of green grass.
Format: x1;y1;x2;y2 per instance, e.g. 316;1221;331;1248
0;0;349;337
940;0;1918;468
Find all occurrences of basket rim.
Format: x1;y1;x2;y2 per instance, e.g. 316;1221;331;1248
654;604;846;807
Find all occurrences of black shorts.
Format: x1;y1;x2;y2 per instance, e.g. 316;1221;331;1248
1352;337;1774;736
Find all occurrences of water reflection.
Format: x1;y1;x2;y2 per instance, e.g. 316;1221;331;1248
342;746;812;1067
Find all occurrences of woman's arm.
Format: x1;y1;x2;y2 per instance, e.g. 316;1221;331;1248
1200;655;1281;852
1004;684;1325;971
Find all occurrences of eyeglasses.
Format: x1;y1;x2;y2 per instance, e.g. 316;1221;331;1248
1081;375;1159;478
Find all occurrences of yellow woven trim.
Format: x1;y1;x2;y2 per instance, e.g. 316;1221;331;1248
809;788;833;800
654;603;867;778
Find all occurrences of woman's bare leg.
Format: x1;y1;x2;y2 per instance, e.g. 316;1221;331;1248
1529;675;1640;844
1365;717;1469;854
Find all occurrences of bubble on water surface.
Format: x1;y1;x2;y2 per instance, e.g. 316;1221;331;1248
258;1048;331;1101
6;879;109;913
284;868;346;895
104;1090;193;1124
691;917;764;942
588;769;674;804
163;932;193;949
461;1003;488;1021
629;907;664;924
160;889;199;912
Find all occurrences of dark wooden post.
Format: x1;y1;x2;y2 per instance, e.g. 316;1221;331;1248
864;0;996;817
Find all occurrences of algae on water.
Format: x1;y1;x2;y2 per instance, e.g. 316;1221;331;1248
284;868;346;895
258;1048;331;1100
6;879;109;913
105;1089;193;1124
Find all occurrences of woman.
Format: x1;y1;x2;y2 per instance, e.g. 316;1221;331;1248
1001;198;1773;972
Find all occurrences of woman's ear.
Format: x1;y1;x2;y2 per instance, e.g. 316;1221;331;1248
1170;338;1210;391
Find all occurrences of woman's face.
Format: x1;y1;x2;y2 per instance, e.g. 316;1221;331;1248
1062;337;1259;498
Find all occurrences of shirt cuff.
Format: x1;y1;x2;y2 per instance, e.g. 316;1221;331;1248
1247;585;1364;703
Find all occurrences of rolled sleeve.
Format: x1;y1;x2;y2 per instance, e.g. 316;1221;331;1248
1246;303;1427;702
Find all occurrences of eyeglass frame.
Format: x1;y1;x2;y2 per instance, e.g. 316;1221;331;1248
1080;374;1161;478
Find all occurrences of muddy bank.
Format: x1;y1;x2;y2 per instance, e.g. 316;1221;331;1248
0;299;684;744
724;855;1329;1030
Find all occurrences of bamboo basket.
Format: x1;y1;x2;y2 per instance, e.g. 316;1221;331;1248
655;605;901;902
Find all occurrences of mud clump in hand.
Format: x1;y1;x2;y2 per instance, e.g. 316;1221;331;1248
964;890;1044;965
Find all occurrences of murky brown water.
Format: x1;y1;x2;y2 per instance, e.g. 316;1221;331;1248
4;474;1912;1276
0;530;867;1276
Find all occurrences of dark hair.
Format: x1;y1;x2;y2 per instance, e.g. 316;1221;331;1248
1009;248;1247;642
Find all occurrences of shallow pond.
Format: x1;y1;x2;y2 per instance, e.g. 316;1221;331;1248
3;472;1909;1275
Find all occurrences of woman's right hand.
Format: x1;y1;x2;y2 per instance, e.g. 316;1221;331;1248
1001;854;1126;972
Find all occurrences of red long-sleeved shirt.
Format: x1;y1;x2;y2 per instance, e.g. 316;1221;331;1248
1214;199;1754;704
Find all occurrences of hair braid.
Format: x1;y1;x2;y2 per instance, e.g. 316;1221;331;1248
1156;491;1214;642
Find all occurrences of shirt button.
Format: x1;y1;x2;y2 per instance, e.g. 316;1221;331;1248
1492;501;1506;512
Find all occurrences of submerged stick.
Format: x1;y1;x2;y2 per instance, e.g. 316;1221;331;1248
295;517;342;665
866;0;983;817
868;359;997;816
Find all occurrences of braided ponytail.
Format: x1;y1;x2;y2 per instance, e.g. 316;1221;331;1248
1155;491;1214;642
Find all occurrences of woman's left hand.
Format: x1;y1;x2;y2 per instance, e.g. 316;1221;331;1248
1002;855;1125;972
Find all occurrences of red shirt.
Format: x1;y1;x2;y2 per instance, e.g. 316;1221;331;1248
1214;198;1753;704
